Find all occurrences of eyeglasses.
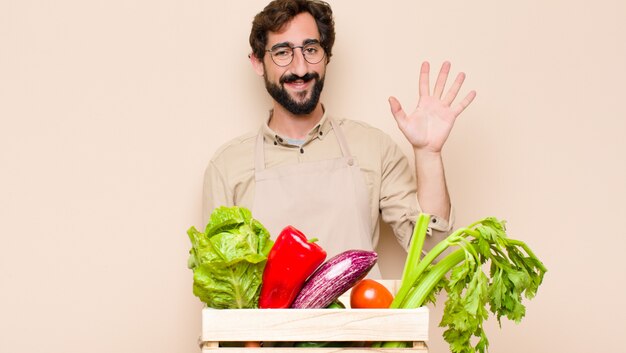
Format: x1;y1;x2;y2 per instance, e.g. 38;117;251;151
266;41;326;67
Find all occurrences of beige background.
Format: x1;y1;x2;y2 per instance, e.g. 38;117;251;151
1;0;625;352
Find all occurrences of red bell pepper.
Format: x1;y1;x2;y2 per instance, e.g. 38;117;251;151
259;225;327;308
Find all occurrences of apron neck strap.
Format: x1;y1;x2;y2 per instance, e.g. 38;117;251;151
255;128;266;173
329;118;353;159
255;117;353;173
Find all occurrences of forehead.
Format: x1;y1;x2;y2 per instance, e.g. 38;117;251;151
267;12;320;46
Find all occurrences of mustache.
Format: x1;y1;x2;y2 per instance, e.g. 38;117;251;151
280;72;320;84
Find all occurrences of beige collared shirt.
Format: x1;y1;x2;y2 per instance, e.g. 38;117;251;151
203;112;454;251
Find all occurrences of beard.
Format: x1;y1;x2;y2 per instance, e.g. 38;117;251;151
264;71;325;115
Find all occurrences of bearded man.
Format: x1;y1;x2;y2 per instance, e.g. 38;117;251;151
203;0;475;278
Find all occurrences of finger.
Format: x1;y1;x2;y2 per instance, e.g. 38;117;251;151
442;72;466;106
433;61;451;98
451;90;477;117
388;96;407;122
418;61;431;98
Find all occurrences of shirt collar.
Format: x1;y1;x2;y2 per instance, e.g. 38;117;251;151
262;109;332;146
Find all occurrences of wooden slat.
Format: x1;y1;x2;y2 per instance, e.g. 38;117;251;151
201;307;429;342
201;342;428;352
199;280;428;350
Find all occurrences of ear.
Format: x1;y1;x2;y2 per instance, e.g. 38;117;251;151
249;53;265;77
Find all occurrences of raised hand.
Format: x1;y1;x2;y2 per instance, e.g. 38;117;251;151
388;61;476;153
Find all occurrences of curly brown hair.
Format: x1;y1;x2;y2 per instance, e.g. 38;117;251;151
249;0;335;63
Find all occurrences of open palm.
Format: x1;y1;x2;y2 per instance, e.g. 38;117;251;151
389;61;476;153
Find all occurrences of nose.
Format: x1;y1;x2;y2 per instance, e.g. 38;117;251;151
289;47;308;76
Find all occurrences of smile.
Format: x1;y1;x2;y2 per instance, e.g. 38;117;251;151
285;79;311;91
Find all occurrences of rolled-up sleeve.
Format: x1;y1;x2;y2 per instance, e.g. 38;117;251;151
417;206;455;256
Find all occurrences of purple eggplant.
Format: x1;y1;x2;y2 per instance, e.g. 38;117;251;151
291;249;378;309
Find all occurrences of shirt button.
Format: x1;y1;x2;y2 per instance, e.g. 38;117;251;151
347;159;354;166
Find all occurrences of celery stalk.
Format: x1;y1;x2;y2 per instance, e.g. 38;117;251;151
392;226;469;308
400;214;430;281
396;213;430;305
398;249;465;309
380;217;547;353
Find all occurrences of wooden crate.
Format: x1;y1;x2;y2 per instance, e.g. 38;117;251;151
199;280;428;352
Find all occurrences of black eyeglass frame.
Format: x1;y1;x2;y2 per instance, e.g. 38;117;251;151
265;40;326;67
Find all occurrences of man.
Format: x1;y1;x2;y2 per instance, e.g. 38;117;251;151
203;0;475;278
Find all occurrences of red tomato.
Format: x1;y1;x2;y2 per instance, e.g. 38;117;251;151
350;279;394;308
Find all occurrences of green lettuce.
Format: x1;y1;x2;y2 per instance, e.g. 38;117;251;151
187;206;273;308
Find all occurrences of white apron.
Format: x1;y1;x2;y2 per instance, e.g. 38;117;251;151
251;118;381;278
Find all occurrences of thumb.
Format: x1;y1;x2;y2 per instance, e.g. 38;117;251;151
388;96;406;121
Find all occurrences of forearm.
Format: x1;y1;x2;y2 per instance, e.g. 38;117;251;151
413;148;451;221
